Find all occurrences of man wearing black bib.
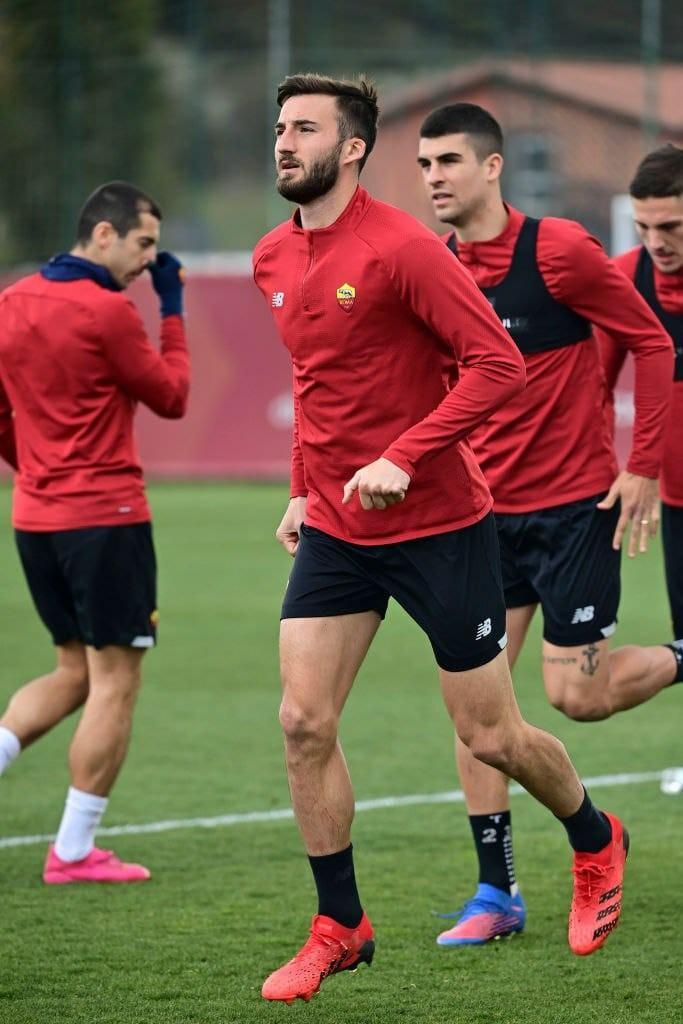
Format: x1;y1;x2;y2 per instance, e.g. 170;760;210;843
600;144;683;642
416;104;681;946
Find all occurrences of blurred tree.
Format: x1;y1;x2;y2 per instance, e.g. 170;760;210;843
1;0;683;261
0;0;167;265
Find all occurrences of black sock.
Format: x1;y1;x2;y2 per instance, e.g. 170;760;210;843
308;844;362;928
558;788;612;853
468;811;516;894
665;642;683;684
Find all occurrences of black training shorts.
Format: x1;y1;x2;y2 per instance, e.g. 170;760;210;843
281;512;507;673
662;502;683;639
495;492;621;647
15;522;158;649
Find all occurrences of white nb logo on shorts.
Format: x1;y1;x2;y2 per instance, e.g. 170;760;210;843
476;618;492;640
571;606;595;624
272;291;285;308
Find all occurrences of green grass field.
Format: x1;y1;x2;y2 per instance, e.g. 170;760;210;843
1;481;681;1024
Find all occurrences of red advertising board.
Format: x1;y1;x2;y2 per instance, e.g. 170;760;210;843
129;271;293;477
0;268;635;480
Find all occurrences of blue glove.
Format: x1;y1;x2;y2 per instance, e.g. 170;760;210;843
149;251;184;317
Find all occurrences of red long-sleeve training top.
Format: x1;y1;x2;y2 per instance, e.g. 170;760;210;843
598;246;683;507
0;274;189;530
253;186;526;545
453;206;673;513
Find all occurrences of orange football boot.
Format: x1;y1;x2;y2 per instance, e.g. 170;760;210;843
262;912;375;1003
568;812;629;955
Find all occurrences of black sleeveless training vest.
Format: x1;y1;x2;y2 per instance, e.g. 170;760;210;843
634;246;683;382
447;217;591;356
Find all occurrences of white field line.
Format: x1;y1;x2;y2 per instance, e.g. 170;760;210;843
0;770;664;851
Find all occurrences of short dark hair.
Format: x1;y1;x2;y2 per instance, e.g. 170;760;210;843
420;103;504;161
76;181;162;243
630;144;683;199
276;73;379;172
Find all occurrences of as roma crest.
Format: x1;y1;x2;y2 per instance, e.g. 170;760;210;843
336;282;356;312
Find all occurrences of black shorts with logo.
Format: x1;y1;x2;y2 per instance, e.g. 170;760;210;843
281;512;507;673
15;523;158;650
495;492;621;647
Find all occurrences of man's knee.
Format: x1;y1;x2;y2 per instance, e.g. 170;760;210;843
548;686;611;722
279;699;337;757
542;639;611;721
56;662;89;698
461;723;523;775
87;650;144;708
86;679;140;721
55;643;89;694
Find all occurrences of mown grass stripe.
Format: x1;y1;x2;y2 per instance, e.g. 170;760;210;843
0;769;665;850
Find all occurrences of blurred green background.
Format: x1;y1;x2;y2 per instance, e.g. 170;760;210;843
2;0;683;264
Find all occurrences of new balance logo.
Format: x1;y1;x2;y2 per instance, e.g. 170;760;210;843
571;605;594;624
476;618;492;640
272;291;285;308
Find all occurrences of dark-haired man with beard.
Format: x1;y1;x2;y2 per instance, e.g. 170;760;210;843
417;103;677;949
253;74;630;1005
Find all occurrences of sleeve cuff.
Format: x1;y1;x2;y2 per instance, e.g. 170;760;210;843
381;448;414;479
626;458;659;480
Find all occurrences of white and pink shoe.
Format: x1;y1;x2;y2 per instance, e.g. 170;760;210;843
43;845;151;884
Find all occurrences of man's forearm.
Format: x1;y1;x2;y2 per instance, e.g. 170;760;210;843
383;355;526;477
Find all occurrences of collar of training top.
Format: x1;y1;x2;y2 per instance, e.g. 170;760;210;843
40;253;123;291
290;184;368;234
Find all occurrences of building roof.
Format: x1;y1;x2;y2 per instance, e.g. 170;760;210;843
382;60;683;133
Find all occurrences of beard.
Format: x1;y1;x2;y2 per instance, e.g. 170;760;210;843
277;140;343;204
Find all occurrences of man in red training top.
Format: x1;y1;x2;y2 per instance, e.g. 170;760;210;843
0;181;189;883
417;103;677;947
254;74;629;1005
599;144;683;641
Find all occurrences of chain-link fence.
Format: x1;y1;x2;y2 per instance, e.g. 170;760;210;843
1;0;683;265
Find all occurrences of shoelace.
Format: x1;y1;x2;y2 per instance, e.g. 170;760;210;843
287;927;349;969
302;931;349;980
572;861;609;903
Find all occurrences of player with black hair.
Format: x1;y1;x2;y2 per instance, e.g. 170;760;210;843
600;143;683;639
0;181;189;884
417;103;678;947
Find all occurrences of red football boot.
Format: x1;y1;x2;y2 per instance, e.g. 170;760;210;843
261;912;375;1003
568;812;629;955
